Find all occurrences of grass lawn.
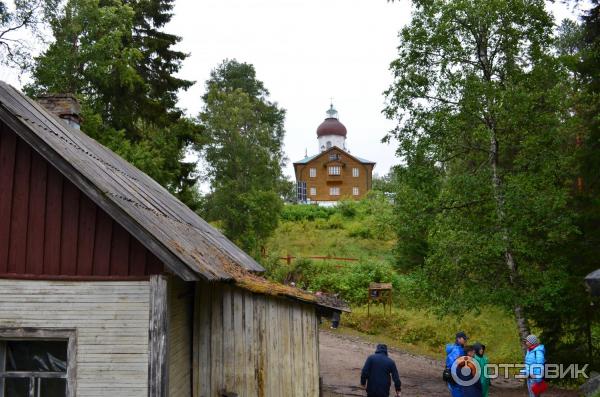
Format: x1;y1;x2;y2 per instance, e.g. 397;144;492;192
333;305;523;364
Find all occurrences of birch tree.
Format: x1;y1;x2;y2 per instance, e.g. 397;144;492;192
385;0;577;344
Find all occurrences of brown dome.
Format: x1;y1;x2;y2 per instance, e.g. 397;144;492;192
317;118;347;137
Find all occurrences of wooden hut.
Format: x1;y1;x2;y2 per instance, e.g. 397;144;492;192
0;82;342;397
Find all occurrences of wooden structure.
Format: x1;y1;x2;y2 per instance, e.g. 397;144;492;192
293;106;375;204
0;82;342;396
367;282;393;316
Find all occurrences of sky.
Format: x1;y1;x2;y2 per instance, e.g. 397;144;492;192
0;0;582;180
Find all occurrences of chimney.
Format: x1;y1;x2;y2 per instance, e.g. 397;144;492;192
37;93;82;130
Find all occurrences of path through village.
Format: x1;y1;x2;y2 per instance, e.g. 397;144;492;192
319;331;578;397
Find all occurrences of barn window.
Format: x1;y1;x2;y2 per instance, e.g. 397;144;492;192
328;166;341;176
329;187;340;196
0;329;75;397
352;168;359;177
309;168;316;178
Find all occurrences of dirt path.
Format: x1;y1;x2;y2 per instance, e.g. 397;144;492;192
319;330;578;397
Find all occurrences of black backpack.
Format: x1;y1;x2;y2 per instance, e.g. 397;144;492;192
443;367;454;383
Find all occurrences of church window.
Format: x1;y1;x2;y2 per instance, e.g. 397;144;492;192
309;168;316;178
328;166;341;176
297;181;307;202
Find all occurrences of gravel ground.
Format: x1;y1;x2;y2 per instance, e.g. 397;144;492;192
319;330;579;397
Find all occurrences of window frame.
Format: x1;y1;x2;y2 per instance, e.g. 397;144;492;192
309;168;316;178
328;166;341;176
352;167;359;177
329;187;340;196
0;328;77;397
353;187;360;196
310;187;316;196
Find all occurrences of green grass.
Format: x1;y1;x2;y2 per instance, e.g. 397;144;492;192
268;201;522;364
334;305;522;364
265;220;395;262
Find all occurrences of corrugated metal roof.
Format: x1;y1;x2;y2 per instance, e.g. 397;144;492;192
0;82;264;282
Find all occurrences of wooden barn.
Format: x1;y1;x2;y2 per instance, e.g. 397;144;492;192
0;82;342;397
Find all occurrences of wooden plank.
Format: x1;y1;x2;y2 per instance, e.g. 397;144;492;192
60;181;80;275
110;223;130;276
243;291;255;397
92;210;112;276
7;139;31;273
291;303;306;397
148;275;169;397
77;196;96;276
43;166;62;274
222;284;235;394
254;295;267;397
25;151;47;274
210;283;223;396
0;124;17;272
129;238;147;276
232;288;245;395
195;281;212;397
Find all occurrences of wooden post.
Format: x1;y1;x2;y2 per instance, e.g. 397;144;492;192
149;275;169;397
286;254;292;266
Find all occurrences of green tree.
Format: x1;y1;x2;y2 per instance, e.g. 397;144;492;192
385;0;577;344
27;0;201;208
0;0;59;69
200;59;286;255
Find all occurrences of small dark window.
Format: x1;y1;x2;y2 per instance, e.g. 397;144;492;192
1;338;71;397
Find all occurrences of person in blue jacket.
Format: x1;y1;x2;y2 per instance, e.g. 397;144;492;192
360;344;402;397
446;331;468;397
522;335;546;397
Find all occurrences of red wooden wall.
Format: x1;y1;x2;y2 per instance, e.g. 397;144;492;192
0;121;164;279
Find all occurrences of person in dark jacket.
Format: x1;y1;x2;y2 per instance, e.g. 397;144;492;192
360;344;402;397
459;346;483;397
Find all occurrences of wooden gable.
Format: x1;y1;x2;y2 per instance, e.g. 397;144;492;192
0;121;164;279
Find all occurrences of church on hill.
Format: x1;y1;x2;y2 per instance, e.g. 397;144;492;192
293;105;375;204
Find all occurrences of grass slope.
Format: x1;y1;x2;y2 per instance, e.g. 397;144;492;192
265;200;523;364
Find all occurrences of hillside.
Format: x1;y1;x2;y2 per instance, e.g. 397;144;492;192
263;197;523;364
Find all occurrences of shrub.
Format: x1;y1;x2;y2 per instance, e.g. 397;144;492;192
338;200;358;218
347;222;374;239
280;204;335;221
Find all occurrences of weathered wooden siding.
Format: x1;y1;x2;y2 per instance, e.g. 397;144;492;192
0;121;164;278
0;279;150;396
194;283;319;397
168;277;193;397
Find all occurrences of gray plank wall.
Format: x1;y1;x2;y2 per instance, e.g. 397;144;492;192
0;279;150;396
168;277;193;397
194;283;320;397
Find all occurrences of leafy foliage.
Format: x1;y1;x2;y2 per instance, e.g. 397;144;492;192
199;59;286;255
26;0;201;208
0;0;59;70
385;0;579;349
